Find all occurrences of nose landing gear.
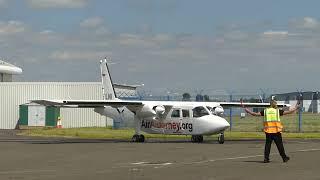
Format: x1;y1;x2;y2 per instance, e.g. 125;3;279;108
218;133;224;144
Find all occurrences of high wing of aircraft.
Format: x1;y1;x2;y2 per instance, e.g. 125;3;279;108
31;58;291;144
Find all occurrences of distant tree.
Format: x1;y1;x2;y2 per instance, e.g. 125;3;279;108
203;95;210;101
249;98;259;103
196;94;204;101
182;93;191;101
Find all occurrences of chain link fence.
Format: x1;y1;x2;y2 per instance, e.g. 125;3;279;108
137;91;320;133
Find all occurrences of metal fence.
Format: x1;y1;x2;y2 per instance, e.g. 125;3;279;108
225;109;320;133
138;92;320;133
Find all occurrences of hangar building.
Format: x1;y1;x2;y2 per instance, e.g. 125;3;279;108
274;91;320;113
0;59;22;82
0;60;138;129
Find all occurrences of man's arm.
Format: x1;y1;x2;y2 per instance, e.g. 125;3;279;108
283;102;300;115
241;99;262;116
244;108;262;116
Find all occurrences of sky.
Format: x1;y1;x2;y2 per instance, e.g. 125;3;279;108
1;0;320;95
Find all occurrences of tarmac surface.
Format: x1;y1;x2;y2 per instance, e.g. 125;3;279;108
0;130;320;180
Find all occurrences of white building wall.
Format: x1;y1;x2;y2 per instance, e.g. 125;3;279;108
303;100;312;112
0;73;12;82
281;100;319;113
0;82;108;129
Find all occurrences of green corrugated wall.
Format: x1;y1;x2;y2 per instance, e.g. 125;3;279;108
19;105;28;125
46;106;60;126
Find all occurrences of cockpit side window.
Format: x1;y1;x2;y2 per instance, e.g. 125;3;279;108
182;109;190;117
192;106;209;118
171;109;180;118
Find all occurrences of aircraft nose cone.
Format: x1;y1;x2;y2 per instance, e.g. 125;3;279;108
202;115;230;134
217;117;230;131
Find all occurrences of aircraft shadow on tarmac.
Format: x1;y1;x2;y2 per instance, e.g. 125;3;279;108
26;139;221;144
4;136;317;144
242;160;265;164
0;138;231;144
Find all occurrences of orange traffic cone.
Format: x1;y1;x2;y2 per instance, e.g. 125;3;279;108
56;117;62;128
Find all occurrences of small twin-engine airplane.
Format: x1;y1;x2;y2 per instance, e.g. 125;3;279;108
32;58;290;144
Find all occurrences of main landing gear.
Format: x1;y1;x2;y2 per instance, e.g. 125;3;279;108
218;133;225;144
132;115;145;142
132;134;145;142
191;135;203;143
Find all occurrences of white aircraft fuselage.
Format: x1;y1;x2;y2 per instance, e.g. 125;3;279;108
94;100;230;136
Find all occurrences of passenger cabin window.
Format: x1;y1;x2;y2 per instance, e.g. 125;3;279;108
171;109;180;118
182;109;190;118
192;106;209;118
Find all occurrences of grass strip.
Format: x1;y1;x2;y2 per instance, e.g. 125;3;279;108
18;127;320;140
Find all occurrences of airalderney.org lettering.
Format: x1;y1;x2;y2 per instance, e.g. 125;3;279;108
141;120;193;132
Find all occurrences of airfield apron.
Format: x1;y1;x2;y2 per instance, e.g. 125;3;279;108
263;108;283;133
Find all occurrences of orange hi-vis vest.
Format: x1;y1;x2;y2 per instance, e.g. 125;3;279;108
263;108;283;133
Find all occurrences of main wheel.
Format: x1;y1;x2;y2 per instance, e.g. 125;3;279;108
139;134;145;142
218;133;224;144
191;135;196;142
132;134;139;142
132;134;145;142
191;135;204;143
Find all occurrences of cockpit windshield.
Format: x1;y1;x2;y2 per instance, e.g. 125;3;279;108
192;106;210;117
206;106;214;114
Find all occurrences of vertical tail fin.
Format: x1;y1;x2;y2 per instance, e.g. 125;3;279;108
100;58;117;100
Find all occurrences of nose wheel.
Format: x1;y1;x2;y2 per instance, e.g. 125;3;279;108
218;133;224;144
132;134;145;142
191;135;204;143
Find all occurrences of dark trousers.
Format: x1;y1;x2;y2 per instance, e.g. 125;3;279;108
264;132;287;160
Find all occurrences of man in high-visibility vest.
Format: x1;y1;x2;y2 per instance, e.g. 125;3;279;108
243;99;299;163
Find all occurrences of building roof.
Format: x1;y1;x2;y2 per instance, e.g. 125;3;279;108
0;60;22;75
273;91;319;101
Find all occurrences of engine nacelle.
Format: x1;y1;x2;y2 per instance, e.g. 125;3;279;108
136;104;166;119
153;105;165;116
137;104;157;118
214;106;224;116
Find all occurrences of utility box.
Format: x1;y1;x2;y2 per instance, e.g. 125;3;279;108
19;104;60;127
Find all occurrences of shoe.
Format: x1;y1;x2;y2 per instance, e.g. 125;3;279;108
283;156;290;163
263;159;270;163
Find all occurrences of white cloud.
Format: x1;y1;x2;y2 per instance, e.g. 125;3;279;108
239;67;249;73
117;33;158;47
49;50;112;61
0;21;26;35
301;17;319;29
39;30;54;35
261;30;301;39
151;34;173;42
223;31;249;40
80;17;104;28
26;0;88;8
0;0;8;8
2;18;320;91
290;17;319;29
263;31;289;36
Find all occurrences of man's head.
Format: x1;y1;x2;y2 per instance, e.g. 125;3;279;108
270;100;278;108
